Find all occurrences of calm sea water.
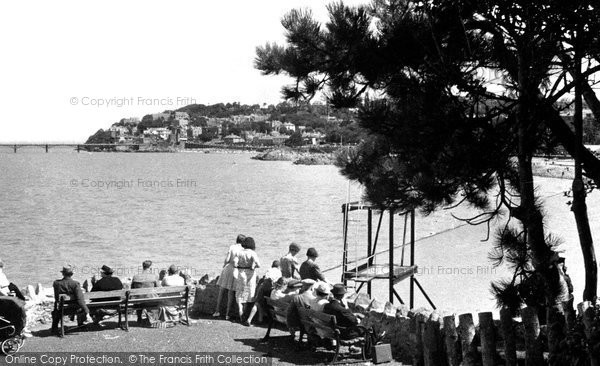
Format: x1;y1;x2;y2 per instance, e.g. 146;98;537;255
0;148;592;314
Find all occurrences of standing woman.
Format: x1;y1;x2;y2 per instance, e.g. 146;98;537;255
233;236;260;322
213;234;245;320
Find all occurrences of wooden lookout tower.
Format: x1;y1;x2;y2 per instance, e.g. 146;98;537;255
341;202;435;309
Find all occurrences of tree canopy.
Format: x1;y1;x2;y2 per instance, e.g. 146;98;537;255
256;0;600;317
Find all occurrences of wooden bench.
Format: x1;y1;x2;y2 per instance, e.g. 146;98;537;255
123;286;191;330
298;307;373;364
262;297;291;341
56;290;126;337
55;286;192;336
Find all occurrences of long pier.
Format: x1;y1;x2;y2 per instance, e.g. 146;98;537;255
0;143;138;153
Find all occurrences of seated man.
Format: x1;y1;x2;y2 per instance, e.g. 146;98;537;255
92;265;123;292
310;282;330;312
323;284;363;339
90;265;123;324
131;260;160;324
132;260;160;288
51;265;93;334
286;278;316;340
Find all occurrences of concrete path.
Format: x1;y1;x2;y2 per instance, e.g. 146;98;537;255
21;315;402;365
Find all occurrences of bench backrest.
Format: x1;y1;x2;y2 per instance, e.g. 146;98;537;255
298;307;338;339
126;285;190;308
265;297;289;324
59;290;126;306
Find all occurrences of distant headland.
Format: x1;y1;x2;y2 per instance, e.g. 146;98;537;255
84;102;362;153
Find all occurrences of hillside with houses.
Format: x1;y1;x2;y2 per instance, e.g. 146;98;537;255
85;102;363;151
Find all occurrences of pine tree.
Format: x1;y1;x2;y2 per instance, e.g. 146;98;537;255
256;0;600;313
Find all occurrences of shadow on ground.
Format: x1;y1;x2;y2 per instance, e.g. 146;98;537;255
31;320;124;338
236;334;333;365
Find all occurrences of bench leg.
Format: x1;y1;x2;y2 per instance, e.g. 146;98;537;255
60;308;65;338
361;329;372;361
330;336;340;364
124;303;129;331
184;288;190;326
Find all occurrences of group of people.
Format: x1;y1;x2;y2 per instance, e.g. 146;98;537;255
2;237;363;340
49;260;188;334
213;236;364;340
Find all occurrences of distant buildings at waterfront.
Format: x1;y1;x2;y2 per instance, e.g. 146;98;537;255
100;105;346;148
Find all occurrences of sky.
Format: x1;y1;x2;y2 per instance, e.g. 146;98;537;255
0;0;367;143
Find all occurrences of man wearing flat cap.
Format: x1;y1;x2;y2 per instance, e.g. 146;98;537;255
51;265;93;334
324;283;363;339
299;247;326;282
280;242;301;279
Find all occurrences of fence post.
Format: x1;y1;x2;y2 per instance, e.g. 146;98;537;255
443;314;460;366
479;312;496;366
580;301;599;366
423;312;444;366
547;304;566;365
500;307;517;366
522;306;544;366
458;313;477;366
412;311;429;366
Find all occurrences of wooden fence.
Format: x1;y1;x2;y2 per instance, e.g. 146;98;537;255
410;301;595;366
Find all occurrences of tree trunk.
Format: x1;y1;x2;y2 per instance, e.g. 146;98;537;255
572;33;598;301
515;54;562;323
516;57;552;268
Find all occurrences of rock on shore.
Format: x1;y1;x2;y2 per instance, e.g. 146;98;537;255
252;148;300;161
293;154;335;165
252;147;336;165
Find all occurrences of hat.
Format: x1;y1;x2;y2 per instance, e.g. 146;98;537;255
101;265;114;275
61;265;74;275
301;279;316;287
315;282;330;296
331;283;346;296
306;247;319;258
287;279;303;289
289;242;300;252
